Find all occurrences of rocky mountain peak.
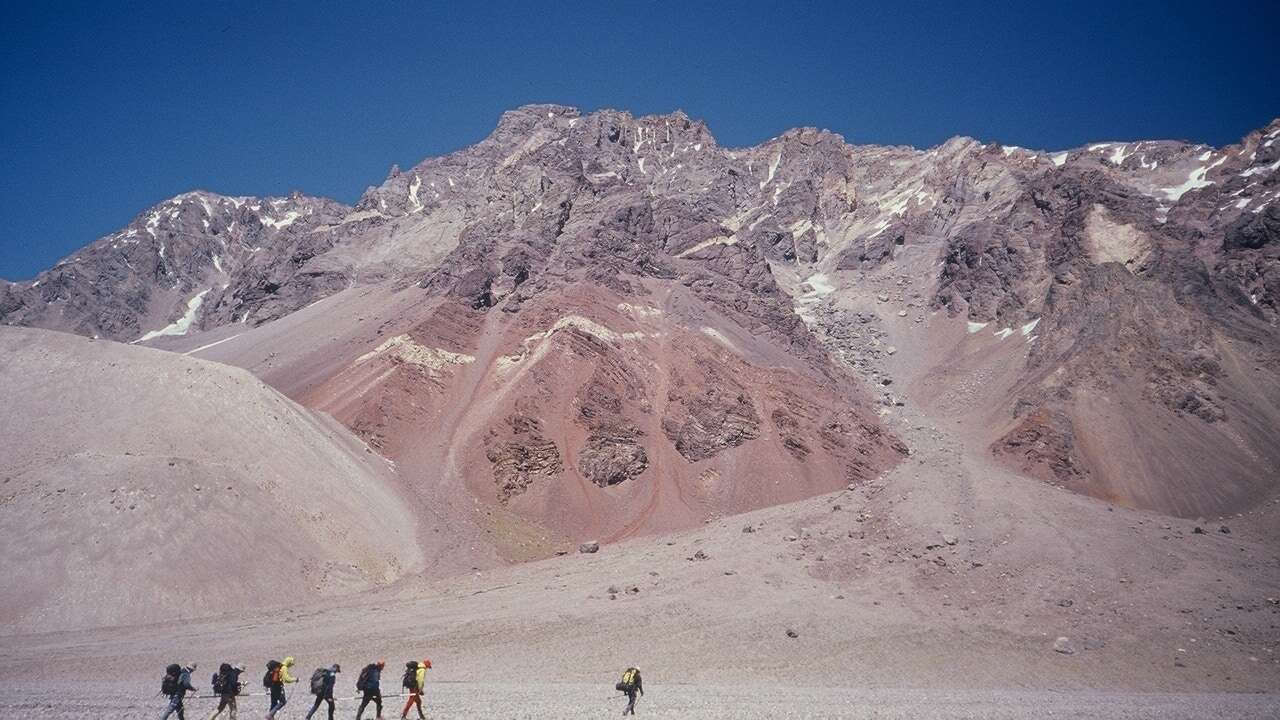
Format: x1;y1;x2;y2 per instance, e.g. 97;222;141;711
5;109;1280;521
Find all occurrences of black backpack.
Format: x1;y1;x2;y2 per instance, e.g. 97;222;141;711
356;664;373;692
212;663;230;695
161;664;181;696
402;662;417;690
263;660;282;688
310;668;328;696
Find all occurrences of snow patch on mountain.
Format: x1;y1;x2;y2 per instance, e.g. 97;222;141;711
134;288;210;343
260;211;301;229
1160;155;1227;202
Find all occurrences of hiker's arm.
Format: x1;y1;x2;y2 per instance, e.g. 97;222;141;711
638;678;644;695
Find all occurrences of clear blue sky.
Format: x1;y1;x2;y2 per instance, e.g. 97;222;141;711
2;1;1278;280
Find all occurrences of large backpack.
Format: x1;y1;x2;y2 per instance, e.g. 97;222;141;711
616;668;638;693
356;664;373;692
161;664;181;696
310;668;328;695
402;662;417;690
263;660;282;688
212;663;230;695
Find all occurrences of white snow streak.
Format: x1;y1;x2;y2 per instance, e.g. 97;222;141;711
260;211;301;229
966;321;989;334
134;289;210;343
1241;159;1280;178
868;218;893;238
408;174;423;212
183;333;244;356
1160;155;1227;202
677;235;738;257
760;152;781;188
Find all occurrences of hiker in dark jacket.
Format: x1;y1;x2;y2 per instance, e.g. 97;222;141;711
355;660;385;720
305;664;340;720
208;663;244;720
160;663;198;720
618;666;643;716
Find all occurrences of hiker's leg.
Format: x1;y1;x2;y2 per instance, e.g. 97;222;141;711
401;692;413;719
356;693;369;720
372;689;382;718
176;699;187;720
228;696;237;720
416;692;426;719
325;696;335;720
305;694;321;719
268;686;285;719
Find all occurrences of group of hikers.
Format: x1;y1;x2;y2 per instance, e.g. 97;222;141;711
159;658;432;720
159;659;644;718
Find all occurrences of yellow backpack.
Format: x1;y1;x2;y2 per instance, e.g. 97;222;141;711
617;668;638;692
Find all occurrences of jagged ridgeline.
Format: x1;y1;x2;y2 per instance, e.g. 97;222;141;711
3;104;1279;580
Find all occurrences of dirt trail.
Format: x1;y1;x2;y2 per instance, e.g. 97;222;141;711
4;682;1275;720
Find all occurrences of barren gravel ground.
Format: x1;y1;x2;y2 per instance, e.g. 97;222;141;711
4;259;1278;718
2;683;1277;719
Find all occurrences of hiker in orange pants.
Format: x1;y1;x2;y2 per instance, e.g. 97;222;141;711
400;659;430;719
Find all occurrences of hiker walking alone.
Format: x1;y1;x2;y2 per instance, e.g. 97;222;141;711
305;664;340;720
399;659;430;720
265;656;298;720
209;663;244;720
355;660;385;720
616;666;643;716
159;663;198;720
